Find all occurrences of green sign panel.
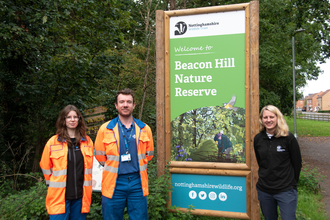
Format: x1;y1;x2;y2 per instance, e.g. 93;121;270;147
169;11;246;164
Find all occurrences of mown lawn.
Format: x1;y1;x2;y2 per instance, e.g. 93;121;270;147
285;116;330;137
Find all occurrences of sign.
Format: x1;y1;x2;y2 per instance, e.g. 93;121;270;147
171;174;246;213
156;2;259;218
92;155;103;192
84;106;107;192
169;10;246;164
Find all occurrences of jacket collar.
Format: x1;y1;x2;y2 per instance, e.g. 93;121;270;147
106;116;145;130
261;130;275;139
57;136;87;142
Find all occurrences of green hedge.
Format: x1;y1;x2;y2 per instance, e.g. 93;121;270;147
318;110;330;113
0;161;325;220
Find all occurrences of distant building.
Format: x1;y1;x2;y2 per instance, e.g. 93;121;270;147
304;90;330;112
318;89;330;111
296;99;305;109
306;93;318;112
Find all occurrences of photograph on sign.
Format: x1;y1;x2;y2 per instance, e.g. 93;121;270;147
169;11;246;164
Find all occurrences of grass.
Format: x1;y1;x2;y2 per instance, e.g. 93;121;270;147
296;188;328;220
285;116;329;219
285;116;330;137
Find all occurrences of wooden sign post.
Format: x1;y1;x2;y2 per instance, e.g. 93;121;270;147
156;1;259;219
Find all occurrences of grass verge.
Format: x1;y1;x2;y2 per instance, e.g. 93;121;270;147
296;187;328;220
285;116;330;137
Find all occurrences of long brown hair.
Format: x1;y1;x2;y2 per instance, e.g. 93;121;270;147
56;105;86;146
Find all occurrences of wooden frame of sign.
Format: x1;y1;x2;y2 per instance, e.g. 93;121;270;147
156;1;259;219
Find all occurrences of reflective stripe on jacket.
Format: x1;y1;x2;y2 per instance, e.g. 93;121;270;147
94;116;154;199
39;135;94;215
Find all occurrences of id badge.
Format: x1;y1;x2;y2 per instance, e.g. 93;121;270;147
121;153;131;162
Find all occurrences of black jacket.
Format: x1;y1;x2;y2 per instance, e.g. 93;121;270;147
65;138;84;200
253;131;302;194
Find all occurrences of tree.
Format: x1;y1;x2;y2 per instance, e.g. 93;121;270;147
258;0;330;113
0;0;131;176
95;0;160;128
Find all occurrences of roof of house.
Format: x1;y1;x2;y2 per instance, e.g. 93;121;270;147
306;93;318;100
318;89;330;98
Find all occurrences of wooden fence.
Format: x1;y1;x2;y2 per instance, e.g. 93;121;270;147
298;113;330;122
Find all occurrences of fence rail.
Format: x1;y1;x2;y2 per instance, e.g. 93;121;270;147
298;113;330;122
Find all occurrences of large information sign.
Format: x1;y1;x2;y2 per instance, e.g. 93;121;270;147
170;10;246;164
156;2;259;219
170;11;245;121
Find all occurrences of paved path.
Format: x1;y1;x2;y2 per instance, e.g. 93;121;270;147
298;137;330;219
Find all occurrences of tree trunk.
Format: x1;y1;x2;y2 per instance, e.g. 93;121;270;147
32;137;45;173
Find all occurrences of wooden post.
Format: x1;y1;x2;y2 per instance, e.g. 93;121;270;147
156;10;165;177
249;1;260;219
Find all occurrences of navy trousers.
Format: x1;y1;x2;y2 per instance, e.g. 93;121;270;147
102;172;148;220
257;188;298;220
49;198;87;220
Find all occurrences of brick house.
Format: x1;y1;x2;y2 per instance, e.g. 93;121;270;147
318;89;330;111
306;92;322;112
296;99;305;109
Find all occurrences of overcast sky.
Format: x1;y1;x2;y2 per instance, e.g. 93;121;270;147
300;59;330;97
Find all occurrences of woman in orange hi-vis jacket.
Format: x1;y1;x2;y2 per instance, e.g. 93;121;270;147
40;105;93;220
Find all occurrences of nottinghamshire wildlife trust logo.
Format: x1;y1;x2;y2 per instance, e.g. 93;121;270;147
174;21;187;35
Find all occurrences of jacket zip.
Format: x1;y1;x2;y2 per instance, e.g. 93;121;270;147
73;146;78;199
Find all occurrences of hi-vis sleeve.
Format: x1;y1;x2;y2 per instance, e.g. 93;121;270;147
145;125;154;162
40;138;55;186
94;123;108;166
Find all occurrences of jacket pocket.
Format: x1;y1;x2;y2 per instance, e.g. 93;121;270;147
49;146;66;171
103;137;118;155
50;144;65;159
139;131;150;143
83;145;93;157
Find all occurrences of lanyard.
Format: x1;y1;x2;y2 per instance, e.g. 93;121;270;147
118;120;134;154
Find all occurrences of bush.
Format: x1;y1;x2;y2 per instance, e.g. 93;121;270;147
318;110;330;113
0;181;48;220
298;164;324;194
147;162;195;219
0;173;43;198
2;159;324;220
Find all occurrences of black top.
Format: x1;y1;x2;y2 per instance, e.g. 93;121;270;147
65;138;84;200
254;131;302;194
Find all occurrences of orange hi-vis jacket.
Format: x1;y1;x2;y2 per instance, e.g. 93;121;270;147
40;135;93;215
94;116;154;199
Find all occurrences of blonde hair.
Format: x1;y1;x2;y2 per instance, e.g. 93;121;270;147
259;105;289;137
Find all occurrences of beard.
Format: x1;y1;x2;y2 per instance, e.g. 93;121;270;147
118;108;133;117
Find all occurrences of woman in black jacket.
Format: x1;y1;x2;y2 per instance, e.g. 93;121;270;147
254;105;302;220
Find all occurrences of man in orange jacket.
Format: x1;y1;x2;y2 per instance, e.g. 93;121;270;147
94;88;154;220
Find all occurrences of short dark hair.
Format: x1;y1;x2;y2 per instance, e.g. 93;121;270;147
115;88;135;104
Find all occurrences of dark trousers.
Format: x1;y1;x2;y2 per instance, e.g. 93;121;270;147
102;172;148;220
257;188;297;220
49;198;87;220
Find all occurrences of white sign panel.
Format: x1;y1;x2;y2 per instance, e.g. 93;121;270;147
170;10;245;39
